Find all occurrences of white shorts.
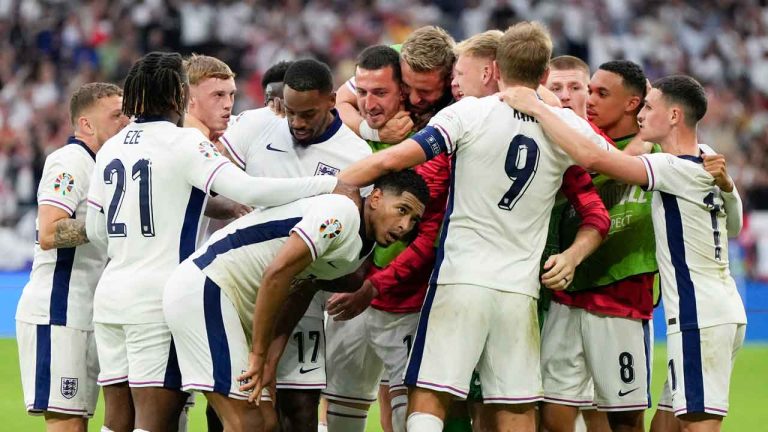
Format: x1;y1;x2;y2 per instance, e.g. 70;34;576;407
17;322;99;417
163;262;251;400
541;302;652;411
323;307;418;404
276;293;327;390
404;284;542;404
657;323;745;417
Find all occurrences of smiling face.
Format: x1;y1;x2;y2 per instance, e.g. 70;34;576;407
367;189;425;246
546;68;589;118
188;77;236;133
451;54;495;99
355;65;403;129
637;88;673;144
401;62;447;114
283;85;335;144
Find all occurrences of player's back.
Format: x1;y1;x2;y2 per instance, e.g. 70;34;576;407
92;119;228;324
639;146;747;332
428;96;608;297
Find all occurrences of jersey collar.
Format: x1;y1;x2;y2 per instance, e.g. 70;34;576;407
135;115;173;123
67;136;95;161
678;154;703;164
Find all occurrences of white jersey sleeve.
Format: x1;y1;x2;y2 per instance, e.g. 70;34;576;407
639;152;713;193
37;149;90;215
290;194;361;261
178;131;232;194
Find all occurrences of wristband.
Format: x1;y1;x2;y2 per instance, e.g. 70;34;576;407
359;120;380;141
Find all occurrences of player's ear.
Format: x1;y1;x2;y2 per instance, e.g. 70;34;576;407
492;60;501;83
669;106;682;126
626;95;642;113
368;187;382;210
78;115;94;136
328;91;336;109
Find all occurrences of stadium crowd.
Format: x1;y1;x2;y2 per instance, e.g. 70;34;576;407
2;0;768;235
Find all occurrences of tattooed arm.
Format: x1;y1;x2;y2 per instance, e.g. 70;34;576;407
38;205;88;250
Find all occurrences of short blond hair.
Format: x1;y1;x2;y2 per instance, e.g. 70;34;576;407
497;22;553;87
454;30;503;60
184;54;235;86
550;55;590;76
401;26;456;79
69;82;122;126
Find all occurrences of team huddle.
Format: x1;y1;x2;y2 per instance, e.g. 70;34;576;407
15;20;745;432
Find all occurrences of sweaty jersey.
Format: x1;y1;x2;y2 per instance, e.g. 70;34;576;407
16;137;106;330
189;194;373;338
219;107;371;318
413;95;611;298
639;145;747;333
87;119;232;324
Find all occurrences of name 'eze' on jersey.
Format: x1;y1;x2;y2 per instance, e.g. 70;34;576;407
16;142;106;330
220;108;372;179
88;120;230;324
420;96;611;298
189;194;369;337
639;146;746;333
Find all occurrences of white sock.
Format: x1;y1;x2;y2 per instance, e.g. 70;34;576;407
318;423;328;432
177;407;189;432
100;428;114;432
326;401;368;432
390;394;408;432
406;412;443;432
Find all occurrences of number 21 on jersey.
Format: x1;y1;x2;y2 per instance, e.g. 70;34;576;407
103;158;155;237
498;135;539;211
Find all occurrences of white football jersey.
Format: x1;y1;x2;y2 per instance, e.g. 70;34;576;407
220;107;371;318
16;138;107;330
220;108;372;179
190;194;373;338
87;119;232;324
639;145;747;333
412;96;611;298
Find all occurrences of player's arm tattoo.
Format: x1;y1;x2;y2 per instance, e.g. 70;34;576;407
53;219;89;248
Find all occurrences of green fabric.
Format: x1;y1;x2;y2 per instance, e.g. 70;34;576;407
556;136;660;292
467;370;483;401
442;416;472;432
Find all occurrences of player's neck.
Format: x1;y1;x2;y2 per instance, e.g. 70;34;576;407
660;126;699;156
498;79;537;92
604;115;639;141
73;132;101;154
184;112;212;139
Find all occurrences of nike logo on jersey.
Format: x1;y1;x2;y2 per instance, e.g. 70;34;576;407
299;366;321;374
618;387;639;397
266;143;287;153
327;260;338;269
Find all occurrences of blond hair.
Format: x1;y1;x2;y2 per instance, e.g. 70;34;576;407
454;30;503;60
550;55;590;76
496;22;553;87
184;54;235;86
400;26;456;79
69;82;122;126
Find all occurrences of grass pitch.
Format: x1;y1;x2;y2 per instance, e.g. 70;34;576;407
1;339;765;430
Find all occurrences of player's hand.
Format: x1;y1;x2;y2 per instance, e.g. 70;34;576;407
238;351;267;404
229;201;253;218
541;252;576;291
703;154;734;193
500;86;544;116
326;279;379;321
537;84;562;108
379;111;414;143
269;97;286;118
332;180;362;208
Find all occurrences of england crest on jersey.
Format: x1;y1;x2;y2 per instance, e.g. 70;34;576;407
61;377;78;399
315;162;340;176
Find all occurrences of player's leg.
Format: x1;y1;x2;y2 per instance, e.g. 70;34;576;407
584;315;651;432
319;397;329;432
540;302;593;432
206;404;223;432
477;291;542;432
323;307;381;432
651;377;680;432
378;382;394;432
405;284;492;432
93;323;135;431
205;392;265;432
259;399;279;432
582;408;611;432
666;324;745;432
126;322;188;431
275;389;322;432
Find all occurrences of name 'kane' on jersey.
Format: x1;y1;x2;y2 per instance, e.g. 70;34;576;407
87;119;232;324
413;95;611;298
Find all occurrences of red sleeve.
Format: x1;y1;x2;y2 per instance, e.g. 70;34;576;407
561;165;610;239
366;154;451;295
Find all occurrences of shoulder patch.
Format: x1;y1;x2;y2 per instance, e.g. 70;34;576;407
320;218;343;239
198;141;221;159
53;173;75;195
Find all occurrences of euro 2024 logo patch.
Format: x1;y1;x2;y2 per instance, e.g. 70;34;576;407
320;218;343;239
53;173;75;196
198;141;221;159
